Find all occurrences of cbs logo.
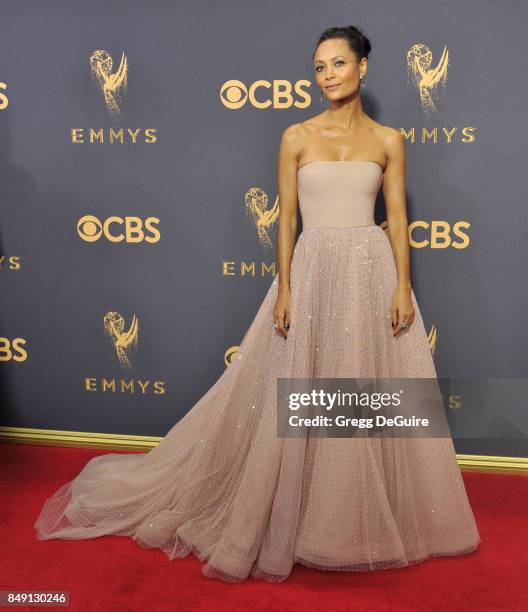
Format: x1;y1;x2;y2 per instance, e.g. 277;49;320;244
220;79;311;109
409;221;470;249
0;82;8;110
77;215;161;243
0;338;27;362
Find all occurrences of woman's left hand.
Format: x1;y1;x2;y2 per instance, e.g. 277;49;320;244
391;286;415;336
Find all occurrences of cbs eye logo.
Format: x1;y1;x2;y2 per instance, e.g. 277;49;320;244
77;215;161;243
220;79;311;109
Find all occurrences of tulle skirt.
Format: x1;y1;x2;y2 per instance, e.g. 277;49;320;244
35;225;481;582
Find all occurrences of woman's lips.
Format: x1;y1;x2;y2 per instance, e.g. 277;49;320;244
326;83;341;90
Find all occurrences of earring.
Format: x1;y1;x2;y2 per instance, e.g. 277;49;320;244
320;89;324;111
360;74;366;88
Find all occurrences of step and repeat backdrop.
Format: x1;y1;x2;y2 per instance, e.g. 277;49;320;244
1;1;527;458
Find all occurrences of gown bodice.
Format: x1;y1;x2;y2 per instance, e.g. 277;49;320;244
297;160;383;229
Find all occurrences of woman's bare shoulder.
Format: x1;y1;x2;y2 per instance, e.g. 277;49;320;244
279;122;305;150
281;114;325;137
376;124;405;165
377;122;403;143
279;119;321;155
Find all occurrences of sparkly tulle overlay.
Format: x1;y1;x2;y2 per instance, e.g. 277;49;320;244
35;161;480;582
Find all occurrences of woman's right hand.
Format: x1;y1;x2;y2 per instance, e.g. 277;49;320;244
273;287;291;338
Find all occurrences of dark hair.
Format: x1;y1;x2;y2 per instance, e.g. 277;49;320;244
313;26;371;61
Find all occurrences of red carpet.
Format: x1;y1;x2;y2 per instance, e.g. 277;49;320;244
0;444;526;611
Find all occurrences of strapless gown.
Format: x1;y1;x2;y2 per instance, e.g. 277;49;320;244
34;160;481;583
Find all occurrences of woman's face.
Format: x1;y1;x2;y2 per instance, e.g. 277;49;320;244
313;38;366;102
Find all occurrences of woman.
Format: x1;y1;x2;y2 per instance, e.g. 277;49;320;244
35;25;481;583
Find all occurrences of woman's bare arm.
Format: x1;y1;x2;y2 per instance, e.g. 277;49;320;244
382;128;415;335
382;129;411;291
273;124;301;336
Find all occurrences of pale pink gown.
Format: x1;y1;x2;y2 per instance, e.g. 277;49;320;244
35;160;481;582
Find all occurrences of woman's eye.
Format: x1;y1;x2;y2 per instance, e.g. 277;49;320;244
315;60;344;72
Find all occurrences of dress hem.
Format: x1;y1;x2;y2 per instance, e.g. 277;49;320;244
133;527;481;584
